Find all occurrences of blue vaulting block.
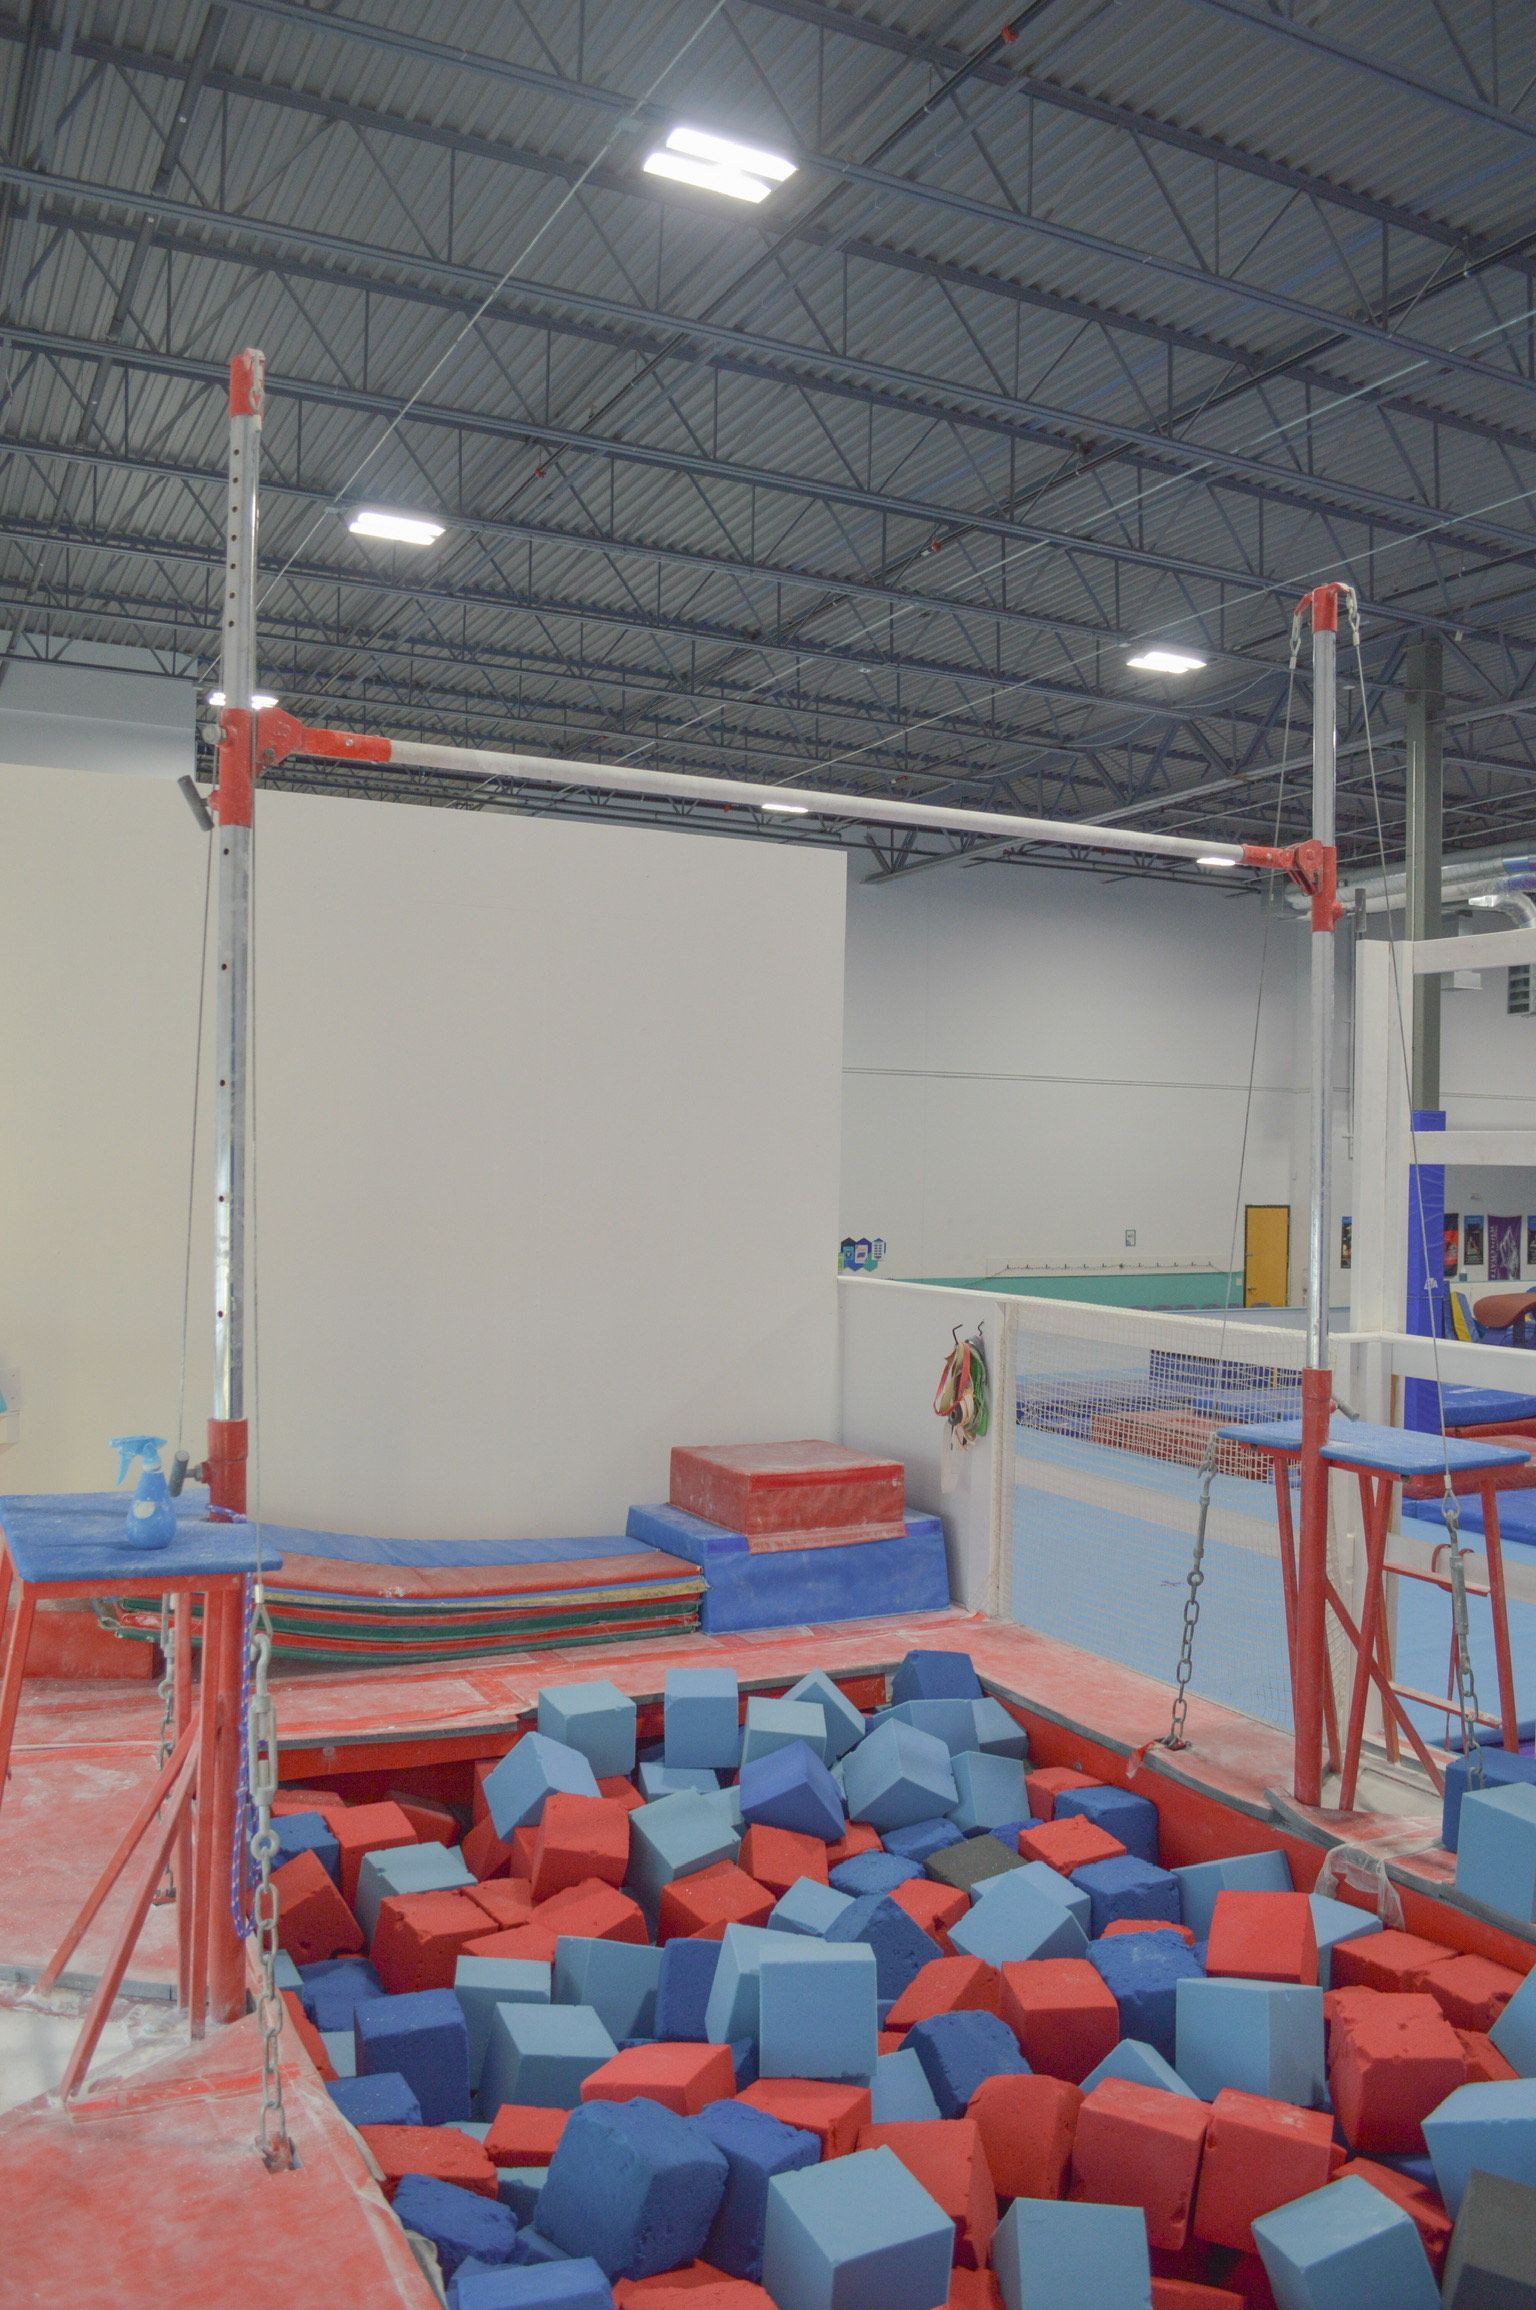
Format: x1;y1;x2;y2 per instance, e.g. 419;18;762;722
478;2003;617;2117
485;1733;602;1839
1171;1848;1292;1940
891;1649;982;1704
301;1955;383;2032
825;1893;944;2002
664;1668;741;1770
1088;1932;1204;2065
553;1939;663;2045
739;1741;845;1842
769;1879;855;1939
992;2196;1152;2310
327;2070;422;2126
455;1957;552;2089
357;1843;475;1940
758;1941;878;2082
742;1697;831;1767
906;2009;1029;2116
871;2048;941;2121
274;1810;341;1884
656;1936;722;2040
830;1852;921;1897
1456;1783;1536;1921
1441;1744;1536;1851
949;1870;1087;1965
627;1790;740;1915
356;1987;471;2124
697;2096;821;2282
784;1670;866;1760
1175;1977;1326;2107
763;2144;953;2310
1071;1854;1181;1936
453;2263;612;2310
969;1698;1029;1760
883;1817;965;1865
1252;2173;1440;2309
843;1720;958;1832
1424;2080;1536;2215
626;1505;950;1635
706;1925;781;2044
393;2175;518;2280
536;2098;729;2280
949;1751;1028;1835
1080;2039;1200;2099
1053;1784;1159;1864
538;1681;637;1780
1491;1965;1536;2075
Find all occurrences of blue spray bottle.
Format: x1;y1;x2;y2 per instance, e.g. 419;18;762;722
110;1435;177;1550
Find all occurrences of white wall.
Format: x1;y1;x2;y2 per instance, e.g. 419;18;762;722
2;768;847;1538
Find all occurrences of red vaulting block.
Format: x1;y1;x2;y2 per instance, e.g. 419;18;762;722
858;2119;996;2269
462;1814;519;1881
1024;1768;1101;1823
615;2264;773;2310
273;1848;364;1967
371;1890;494;1994
890;1878;967;1945
737;1825;828;1896
658;1862;775;1942
1423;1951;1523;2033
1192;2089;1342;2253
1072;2076;1211;2251
532;1794;632;1902
737;2080;871;2157
582;2042;737;2115
1328;1927;1450;1994
468;1879;537;1931
534;1878;648;1944
1455;2028;1517;2084
668;1441;904;1542
599;1775;647;1814
1334;2158;1453;2275
1016;1817;1127;1874
1328;1999;1467;2155
332;1801;419;1904
1102;1919;1196;1946
967;2073;1082;2200
886;1957;1003;2031
358;2124;498;2199
825;1822;883;1868
483;2105;569;2165
1204;1892;1318;1987
998;1958;1120;2085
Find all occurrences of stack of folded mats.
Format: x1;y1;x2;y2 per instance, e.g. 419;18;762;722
268;1647;1536;2310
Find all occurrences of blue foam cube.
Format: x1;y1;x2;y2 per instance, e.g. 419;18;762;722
1424;2080;1536;2215
731;2036;760;2090
537;2098;729;2279
627;1791;740;1916
552;1939;662;2045
769;1879;855;1938
948;1871;1088;1965
992;2197;1152;2310
1054;1784;1159;1864
477;2003;617;2117
321;2030;357;2077
1171;1848;1292;1940
485;1734;602;1840
824;1893;943;2002
889;1700;981;1756
830;1851;921;1897
890;1649;982;1704
1456;1783;1536;1921
1309;1895;1383;1991
882;1818;965;1865
663;1669;741;1771
453;2263;612;2310
1252;2173;1440;2309
871;2048;941;2121
511;2233;573;2269
1441;1744;1536;1851
763;2144;953;2310
637;1761;719;1798
784;1670;867;1761
1491;1963;1536;2075
905;2009;1029;2116
1088;1933;1205;2064
656;1936;722;2041
300;1955;384;2032
949;1751;1029;1835
738;1742;845;1843
394;2174;518;2279
843;1720;958;1832
973;1860;1090;1934
1071;1854;1181;1935
969;1698;1029;1760
455;1957;552;2089
357;1842;475;1940
706;1924;781;2044
355;1987;471;2123
274;1810;342;1884
742;1697;831;1767
537;1681;636;1779
1175;1977;1326;2107
326;2070;422;2126
494;2170;547;2224
1080;2038;1200;2098
758;1941;878;2083
697;2095;821;2281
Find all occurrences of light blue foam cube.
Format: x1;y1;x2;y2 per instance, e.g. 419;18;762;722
742;1698;830;1767
537;1682;637;1780
1080;2038;1200;2098
1309;1895;1383;1990
321;2030;357;2077
843;1720;957;1831
758;1941;878;2084
477;2002;617;2117
992;2196;1152;2310
769;1879;855;1939
454;1955;552;2087
1175;1978;1326;2108
705;1925;781;2045
871;2048;941;2121
357;1841;474;1940
484;1733;601;1840
969;1698;1029;1760
888;1699;979;1756
973;1859;1091;1934
664;1668;741;1771
637;1761;720;1798
627;1791;740;1916
1171;1848;1292;1940
1251;2174;1440;2309
949;1751;1028;1835
1490;1963;1536;2075
1456;1783;1536;1922
553;1938;663;2045
763;2145;953;2310
948;1869;1087;1965
1424;2079;1536;2215
784;1670;867;1761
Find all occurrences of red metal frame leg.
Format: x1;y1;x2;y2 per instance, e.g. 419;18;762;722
1293;1368;1333;1806
206;1579;248;2022
0;1571;37;1825
1478;1482;1522;1753
1339;1473;1398;1810
37;1718;198;1991
58;1751;197;2099
174;1591;195;2009
1273;1460;1340;1775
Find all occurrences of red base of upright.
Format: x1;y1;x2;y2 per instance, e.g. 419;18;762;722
206;1419;248;1517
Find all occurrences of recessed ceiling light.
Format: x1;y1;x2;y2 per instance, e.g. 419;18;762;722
643;125;797;203
348;508;446;546
1197;854;1238;869
1127;648;1207;674
761;799;810;814
208;689;278;709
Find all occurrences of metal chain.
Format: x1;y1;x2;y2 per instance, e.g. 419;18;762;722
152;1598;178;1905
244;1578;296;2171
229;1573;257;1935
1441;1490;1486;1791
1165;1442;1217;1751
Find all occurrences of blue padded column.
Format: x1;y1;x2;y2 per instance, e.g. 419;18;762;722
1405;1107;1446;1434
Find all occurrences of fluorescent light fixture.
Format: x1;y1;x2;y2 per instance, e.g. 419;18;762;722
348;508;445;546
1468;892;1498;908
761;799;810;814
1127;648;1207;674
208;689;278;710
1197;854;1238;869
643;125;797;204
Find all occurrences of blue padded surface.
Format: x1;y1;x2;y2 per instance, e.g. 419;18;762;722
1405;1487;1536;1548
0;1492;278;1583
1219;1419;1527;1476
624;1507;949;1632
258;1527;664;1570
1439;1384;1536;1427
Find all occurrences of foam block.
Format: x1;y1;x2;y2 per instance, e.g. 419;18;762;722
889;1700;982;1757
581;2043;736;2114
762;2144;953;2310
1329;1997;1467;2154
857;2117;996;2269
358;1841;476;1941
1333;2157;1452;2275
739;1827;829;1897
1052;1784;1159;1863
539;1684;638;1780
1205;1893;1318;1987
554;1939;663;2044
844;1722;958;1833
830;1852;921;1898
1423;1952;1522;2035
537;1882;649;1949
924;1837;1023;1898
758;1941;879;2082
1175;1980;1326;2108
783;1671;867;1761
484;2106;570;2167
1017;1817;1126;1875
738;1745;844;1844
769;1881;854;1940
998;1958;1120;2085
452;2266;614;2310
660;1863;775;1942
949;1754;1028;1836
738;2080;871;2158
1088;1935;1204;2066
742;1700;830;1768
884;1819;966;1866
891;1651;982;1705
968;1700;1028;1761
274;1848;365;1966
826;1893;945;2003
705;1925;780;2044
538;2098;729;2280
531;1797;632;1903
991;2197;1152;2310
1329;1929;1449;1996
1250;2172;1439;2309
356;1986;472;2123
1423;2078;1536;2214
905;2011;1029;2117
1489;1963;1536;2074
665;1671;742;1772
1081;2039;1199;2098
887;1957;1002;2032
1441;1744;1536;1852
375;1890;495;1996
872;2050;942;2121
1308;1896;1381;1991
487;1736;604;1841
394;2174;519;2279
1456;1784;1536;1921
1172;1852;1292;1942
274;1809;342;1884
629;1793;742;1917
696;2096;821;2282
892;1879;970;1946
333;1800;420;1904
1024;1768;1100;1822
321;2029;357;2077
456;1956;553;2086
654;1938;722;2042
967;2072;1081;2198
479;2003;618;2117
1071;1856;1182;1937
1071;2076;1210;2251
361;2122;498;2198
948;1874;1087;1968
327;2071;423;2126
1441;2166;1536;2308
977;1861;1090;1932
825;1823;882;1867
641;1764;721;1799
1193;2089;1341;2251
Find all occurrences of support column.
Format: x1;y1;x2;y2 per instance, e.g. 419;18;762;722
1405;636;1443;1109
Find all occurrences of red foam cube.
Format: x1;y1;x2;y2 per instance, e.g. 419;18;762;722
1071;2076;1211;2251
1322;1985;1440;2052
461;1814;519;1881
659;1862;775;1942
1204;1892;1318;1987
889;1877;967;1945
358;2124;498;2198
510;1826;539;1881
886;1957;1002;2032
1102;1919;1196;1946
825;1822;883;1869
737;2080;871;2157
946;2272;1003;2310
737;1824;828;1896
272;1847;364;1967
877;2031;906;2056
1151;2286;1244;2310
1328;1998;1467;2154
532;1794;631;1902
472;1758;495;1826
534;1878;648;1945
1328;1928;1450;1995
967;2072;1081;2200
1024;1768;1102;1823
371;1889;493;1994
468;1878;537;1931
464;1923;560;1964
998;1958;1120;2085
388;1792;460;1846
1422;1951;1523;2033
332;1800;418;1904
1192;2089;1341;2252
616;2265;773;2310
1457;2027;1518;2084
1220;2252;1279;2309
582;2042;737;2114
599;1775;647;1814
1334;2157;1453;2275
1017;1817;1127;1874
483;2104;569;2165
858;2119;996;2269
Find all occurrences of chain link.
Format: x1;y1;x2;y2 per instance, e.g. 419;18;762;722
1165;1443;1217;1751
1441;1491;1486;1792
151;1597;178;1906
242;1578;296;2171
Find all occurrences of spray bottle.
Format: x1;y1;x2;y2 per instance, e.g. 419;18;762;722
110;1435;177;1550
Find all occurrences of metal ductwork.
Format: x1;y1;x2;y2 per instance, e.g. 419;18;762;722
1317;853;1536;920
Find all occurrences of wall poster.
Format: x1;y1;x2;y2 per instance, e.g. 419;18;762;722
1489;1215;1522;1283
1444;1214;1461;1277
1464;1215;1485;1266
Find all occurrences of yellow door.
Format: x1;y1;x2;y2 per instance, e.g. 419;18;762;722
1244;1205;1291;1307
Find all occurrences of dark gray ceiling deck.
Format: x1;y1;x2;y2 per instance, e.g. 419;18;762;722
3;0;1536;875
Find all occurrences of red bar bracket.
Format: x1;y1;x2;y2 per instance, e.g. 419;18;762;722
211;706;392;827
206;1417;248;1517
1241;836;1341;930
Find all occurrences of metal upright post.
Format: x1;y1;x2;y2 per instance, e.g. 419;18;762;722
1405;636;1444;1110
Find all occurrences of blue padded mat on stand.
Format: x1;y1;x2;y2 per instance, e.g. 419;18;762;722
1437;1384;1536;1427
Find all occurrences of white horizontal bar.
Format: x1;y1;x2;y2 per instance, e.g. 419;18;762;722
1411;925;1536;974
1335;1331;1536;1387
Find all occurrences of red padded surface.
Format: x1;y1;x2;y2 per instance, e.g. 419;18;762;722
668;1440;904;1540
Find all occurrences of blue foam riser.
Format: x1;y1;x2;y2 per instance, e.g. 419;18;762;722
624;1505;950;1631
